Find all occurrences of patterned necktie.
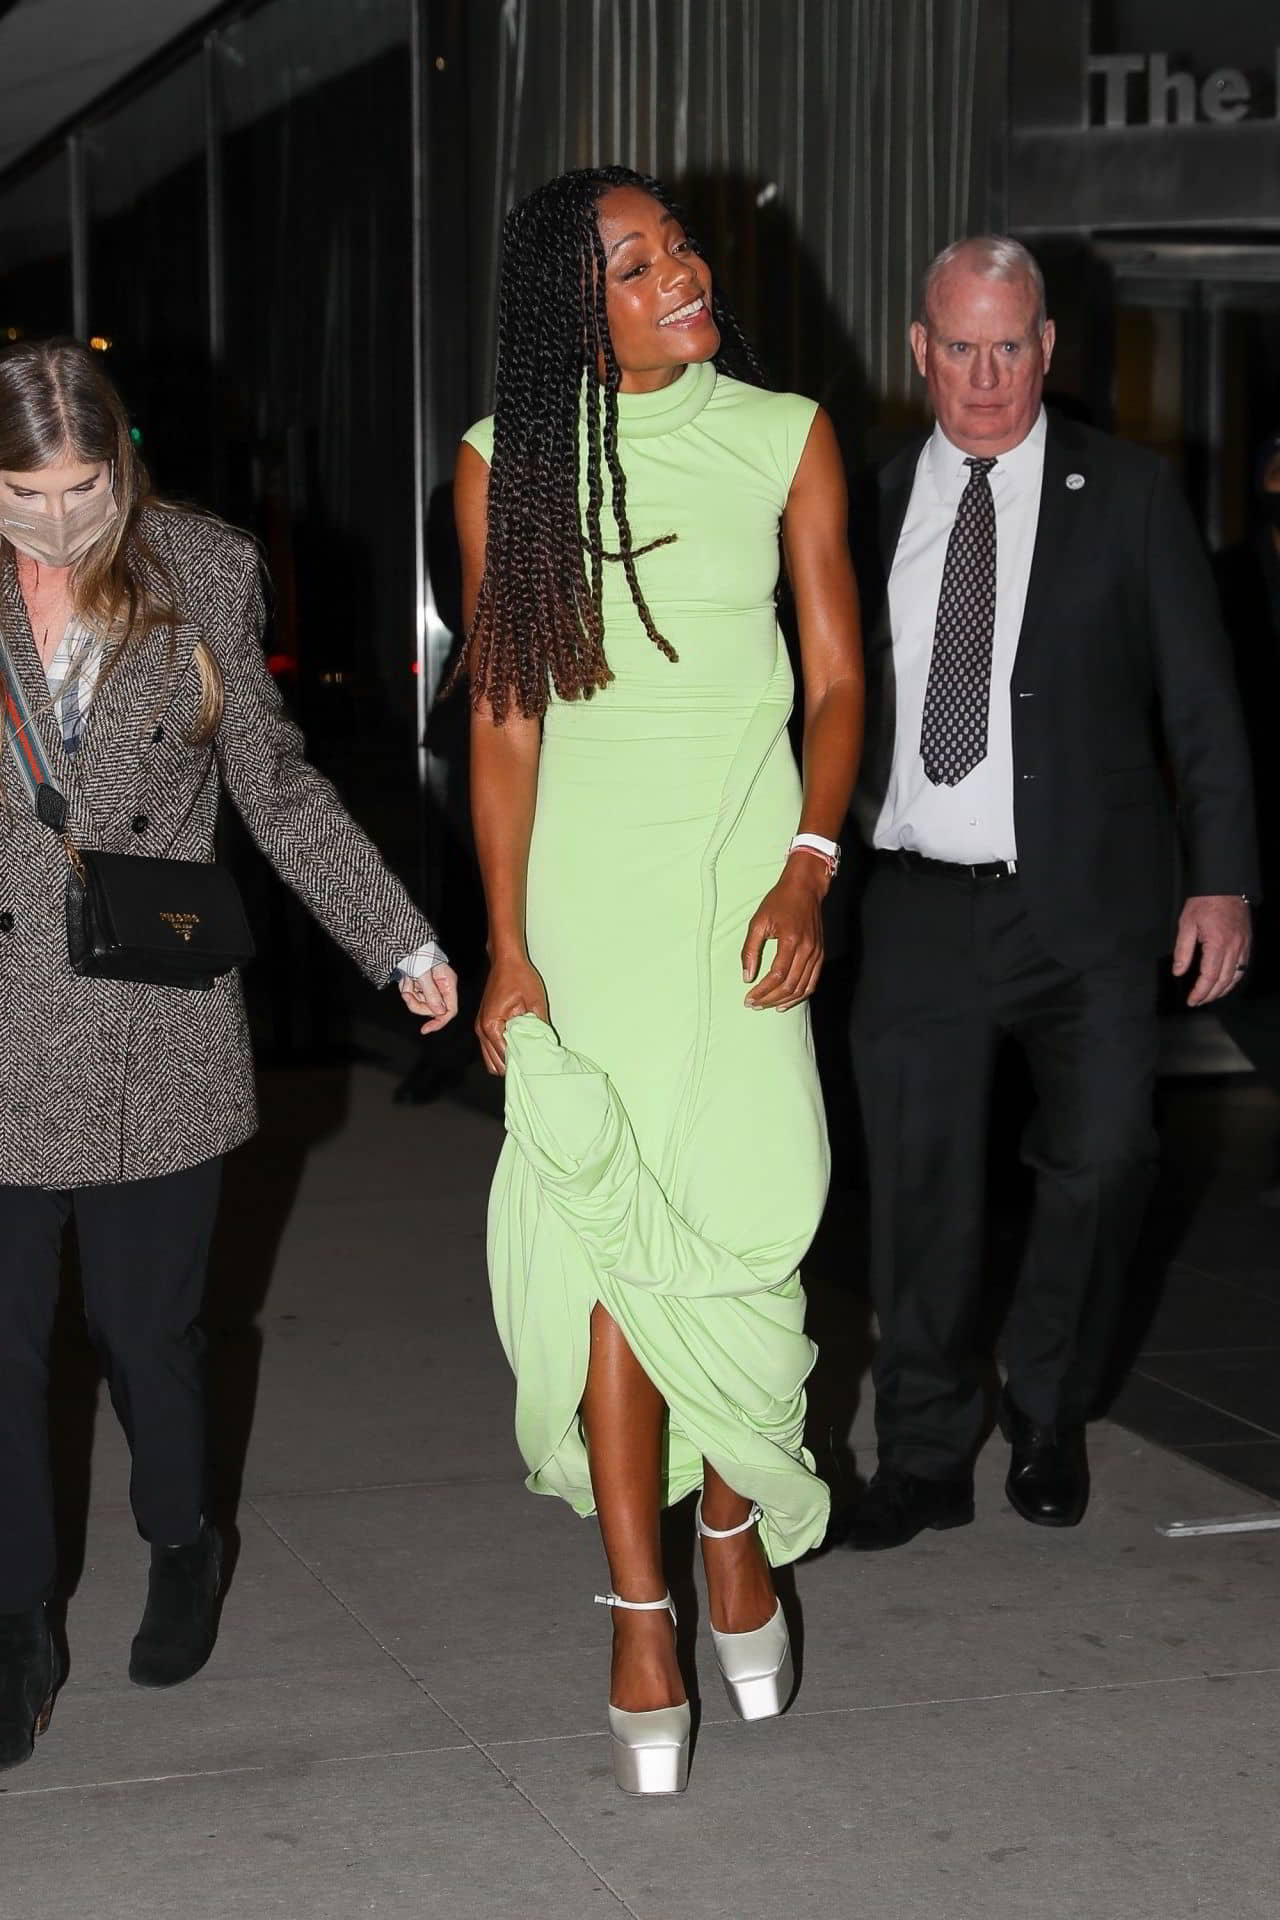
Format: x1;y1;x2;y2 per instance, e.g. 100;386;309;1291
919;454;998;787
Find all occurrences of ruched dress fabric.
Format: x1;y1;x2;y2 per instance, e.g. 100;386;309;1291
465;360;831;1566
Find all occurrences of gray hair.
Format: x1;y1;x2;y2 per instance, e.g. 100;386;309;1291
918;236;1048;333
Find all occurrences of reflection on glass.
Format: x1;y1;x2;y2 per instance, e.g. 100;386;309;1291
0;153;72;340
86;55;210;501
218;0;417;861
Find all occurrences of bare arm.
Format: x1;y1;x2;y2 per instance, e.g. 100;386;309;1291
741;408;864;1010
785;408;865;841
456;440;549;1070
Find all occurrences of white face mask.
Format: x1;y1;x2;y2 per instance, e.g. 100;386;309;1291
0;485;119;569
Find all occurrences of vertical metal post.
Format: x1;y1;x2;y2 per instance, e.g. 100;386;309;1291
204;30;229;508
410;0;431;843
68;131;89;340
204;33;227;370
410;0;450;907
1204;292;1227;553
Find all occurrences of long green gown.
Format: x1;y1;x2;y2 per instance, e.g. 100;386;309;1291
466;358;831;1566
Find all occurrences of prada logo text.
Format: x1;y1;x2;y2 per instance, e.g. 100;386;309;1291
159;912;201;943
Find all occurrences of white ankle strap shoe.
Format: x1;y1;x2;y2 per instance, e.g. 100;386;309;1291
695;1497;795;1721
595;1592;690;1795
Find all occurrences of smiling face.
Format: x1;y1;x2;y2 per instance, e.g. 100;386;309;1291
594;186;719;392
909;266;1054;456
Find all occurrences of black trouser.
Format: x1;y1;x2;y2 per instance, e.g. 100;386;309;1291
852;864;1158;1480
0;1157;223;1613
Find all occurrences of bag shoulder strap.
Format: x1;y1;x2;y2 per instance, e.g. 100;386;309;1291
0;627;69;831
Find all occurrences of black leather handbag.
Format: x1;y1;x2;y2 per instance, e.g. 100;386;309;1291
63;839;255;989
3;639;254;991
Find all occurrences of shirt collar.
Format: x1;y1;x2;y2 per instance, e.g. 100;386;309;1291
925;406;1047;504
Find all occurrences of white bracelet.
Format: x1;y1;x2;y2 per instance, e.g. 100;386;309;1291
788;833;841;877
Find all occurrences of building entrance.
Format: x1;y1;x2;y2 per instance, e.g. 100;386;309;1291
1099;242;1280;552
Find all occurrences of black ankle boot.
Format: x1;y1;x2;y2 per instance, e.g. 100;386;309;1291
0;1604;61;1771
129;1522;224;1688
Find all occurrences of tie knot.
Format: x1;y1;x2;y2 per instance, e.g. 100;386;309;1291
964;456;997;477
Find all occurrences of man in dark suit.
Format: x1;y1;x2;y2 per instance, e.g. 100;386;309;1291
844;236;1257;1550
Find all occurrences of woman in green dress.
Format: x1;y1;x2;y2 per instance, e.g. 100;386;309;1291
454;167;862;1795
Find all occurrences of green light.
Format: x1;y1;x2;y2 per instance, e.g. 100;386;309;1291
130;427;143;446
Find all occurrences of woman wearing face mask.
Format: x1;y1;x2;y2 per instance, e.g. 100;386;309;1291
0;337;458;1770
454;168;862;1795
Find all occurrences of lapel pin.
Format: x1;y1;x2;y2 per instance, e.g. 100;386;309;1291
1066;473;1085;491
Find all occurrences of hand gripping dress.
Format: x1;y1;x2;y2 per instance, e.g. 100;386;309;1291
466;359;831;1565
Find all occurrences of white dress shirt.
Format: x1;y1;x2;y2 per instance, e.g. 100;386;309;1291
872;407;1047;863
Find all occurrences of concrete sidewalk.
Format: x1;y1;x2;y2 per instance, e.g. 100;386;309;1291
5;1064;1278;1920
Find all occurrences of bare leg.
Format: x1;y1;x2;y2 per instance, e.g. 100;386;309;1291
582;1304;685;1713
699;1462;778;1635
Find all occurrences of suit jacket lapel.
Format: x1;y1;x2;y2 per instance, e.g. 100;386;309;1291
878;439;926;574
858;438;929;819
1013;414;1092;672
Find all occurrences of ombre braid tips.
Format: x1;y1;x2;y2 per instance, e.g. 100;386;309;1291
457;166;765;724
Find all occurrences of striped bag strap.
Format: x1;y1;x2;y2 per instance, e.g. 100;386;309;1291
0;630;70;833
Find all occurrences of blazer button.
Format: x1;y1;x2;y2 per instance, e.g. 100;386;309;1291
132;813;150;834
0;911;13;933
152;724;165;744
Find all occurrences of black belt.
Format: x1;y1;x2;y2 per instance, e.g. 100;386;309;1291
876;848;1018;883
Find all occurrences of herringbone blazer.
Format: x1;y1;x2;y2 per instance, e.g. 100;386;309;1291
0;507;437;1187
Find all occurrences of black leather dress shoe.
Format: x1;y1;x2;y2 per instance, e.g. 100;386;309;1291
838;1468;975;1551
999;1392;1089;1527
129;1521;224;1688
0;1604;62;1771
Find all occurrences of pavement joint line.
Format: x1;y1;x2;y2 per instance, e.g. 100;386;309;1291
246;1472;517;1501
0;1762;270;1799
776;1662;1280;1724
70;1469;517;1521
1170;1253;1280;1314
471;1664;1280;1750
1139;1345;1280;1359
1125;1366;1280;1443
12;1666;1280;1796
243;1499;639;1919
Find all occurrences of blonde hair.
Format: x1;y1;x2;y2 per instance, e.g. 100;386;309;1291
0;338;225;745
190;639;224;742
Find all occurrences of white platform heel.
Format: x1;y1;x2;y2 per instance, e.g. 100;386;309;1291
696;1498;794;1721
594;1592;691;1795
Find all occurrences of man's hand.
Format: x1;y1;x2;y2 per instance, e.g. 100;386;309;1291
1172;895;1252;1007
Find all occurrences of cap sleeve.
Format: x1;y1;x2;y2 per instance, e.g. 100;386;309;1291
462;414;495;465
778;393;820;496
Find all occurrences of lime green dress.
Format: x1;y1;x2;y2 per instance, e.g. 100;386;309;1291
465;360;831;1565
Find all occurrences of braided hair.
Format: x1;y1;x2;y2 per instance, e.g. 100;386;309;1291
459;166;765;723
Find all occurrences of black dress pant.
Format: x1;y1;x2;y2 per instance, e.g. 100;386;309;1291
852;864;1158;1480
0;1157;222;1613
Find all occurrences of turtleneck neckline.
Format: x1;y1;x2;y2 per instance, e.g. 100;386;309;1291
587;358;717;439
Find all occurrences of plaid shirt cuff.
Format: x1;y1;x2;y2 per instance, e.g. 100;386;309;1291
392;940;447;983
